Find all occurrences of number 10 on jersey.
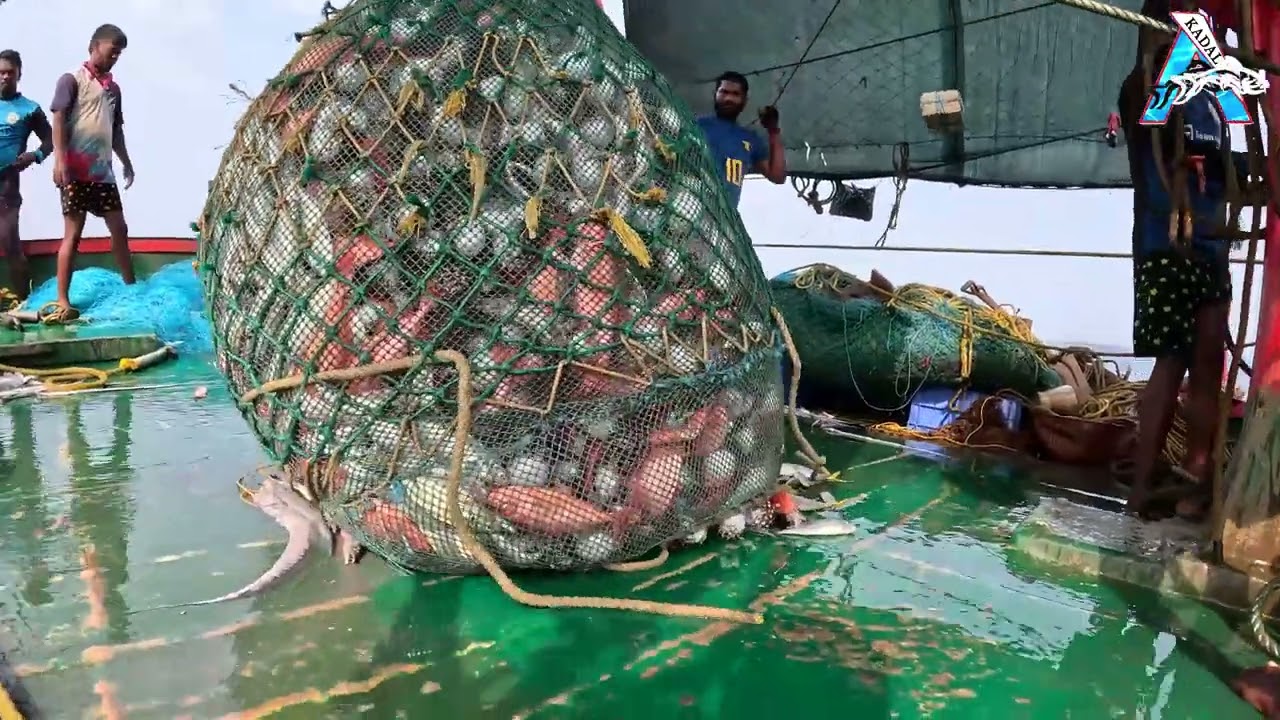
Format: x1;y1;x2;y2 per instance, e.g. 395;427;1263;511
724;158;744;186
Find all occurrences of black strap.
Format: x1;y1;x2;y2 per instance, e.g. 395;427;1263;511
1225;332;1253;377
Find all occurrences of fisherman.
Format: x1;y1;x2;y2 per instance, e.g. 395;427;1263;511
49;23;136;322
1118;34;1236;520
696;71;787;207
0;49;53;301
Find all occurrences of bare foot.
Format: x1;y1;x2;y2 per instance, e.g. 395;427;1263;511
1125;484;1151;516
1174;491;1211;522
1233;665;1280;718
43;303;79;323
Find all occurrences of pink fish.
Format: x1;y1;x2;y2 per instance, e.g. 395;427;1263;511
483;342;547;406
582;436;607;490
691;404;731;456
626;442;684;517
571;343;645;400
366;296;438;363
651;288;708;340
279;106;317;148
488;486;613;535
709;306;741;339
647;403;730;456
334;234;385;279
698;475;738;513
571;221;625;329
361;500;433;553
295;282;360;376
528;264;564;306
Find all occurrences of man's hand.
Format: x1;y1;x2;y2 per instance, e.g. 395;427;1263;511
52;158;66;186
12;152;37;172
758;105;780;132
122;165;135;190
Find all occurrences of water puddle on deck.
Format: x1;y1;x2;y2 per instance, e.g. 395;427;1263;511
0;358;1266;718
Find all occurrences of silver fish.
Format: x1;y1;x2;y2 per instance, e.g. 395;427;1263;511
0;373;35;393
574;531;617;564
718;513;746;539
779;462;817;487
128;473;335;613
791;494;834;513
682;527;708;545
776;518;859;537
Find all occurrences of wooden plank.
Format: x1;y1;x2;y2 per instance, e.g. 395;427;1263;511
0;334;162;368
1013;498;1266;610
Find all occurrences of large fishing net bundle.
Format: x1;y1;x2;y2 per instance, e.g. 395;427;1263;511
19;263;213;352
198;0;786;574
771;264;1060;412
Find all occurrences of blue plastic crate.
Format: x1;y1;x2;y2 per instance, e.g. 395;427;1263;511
906;386;1023;433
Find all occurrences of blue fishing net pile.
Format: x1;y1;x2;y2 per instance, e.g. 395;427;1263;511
22;261;213;353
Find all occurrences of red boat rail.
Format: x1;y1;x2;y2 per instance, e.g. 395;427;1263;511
0;237;198;258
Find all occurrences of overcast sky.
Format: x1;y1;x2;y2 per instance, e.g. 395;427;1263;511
0;0;1264;357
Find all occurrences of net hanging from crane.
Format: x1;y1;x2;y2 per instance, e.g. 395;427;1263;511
198;0;787;574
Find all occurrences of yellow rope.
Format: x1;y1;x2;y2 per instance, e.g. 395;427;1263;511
0;287;19;313
592;208;652;269
0;347;175;392
794;266;1213;463
464;149;488;220
868;376;1201;465
1050;0;1280;74
0;363;117;392
0;678;22;720
792;266;1047;357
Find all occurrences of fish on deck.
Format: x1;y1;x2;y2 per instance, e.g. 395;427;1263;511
776;517;859;538
128;472;344;614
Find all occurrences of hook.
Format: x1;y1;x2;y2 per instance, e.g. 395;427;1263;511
1105;112;1120;148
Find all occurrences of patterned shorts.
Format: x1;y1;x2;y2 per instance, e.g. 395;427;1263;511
60;181;121;218
1133;248;1231;361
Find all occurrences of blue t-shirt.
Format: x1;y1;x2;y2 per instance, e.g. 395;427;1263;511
1138;92;1228;262
0;93;47;169
696;115;767;208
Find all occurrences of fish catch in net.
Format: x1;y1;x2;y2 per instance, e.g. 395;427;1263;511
198;0;786;574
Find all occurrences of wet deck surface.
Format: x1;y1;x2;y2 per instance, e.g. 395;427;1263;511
0;357;1269;718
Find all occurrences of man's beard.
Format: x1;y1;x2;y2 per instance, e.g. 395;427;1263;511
714;102;741;121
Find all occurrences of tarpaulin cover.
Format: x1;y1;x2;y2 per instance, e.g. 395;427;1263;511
622;0;1145;188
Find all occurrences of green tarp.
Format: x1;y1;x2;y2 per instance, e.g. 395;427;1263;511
622;0;1144;188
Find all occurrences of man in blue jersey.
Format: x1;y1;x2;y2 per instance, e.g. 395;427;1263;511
0;49;52;300
696;71;787;207
1119;38;1236;521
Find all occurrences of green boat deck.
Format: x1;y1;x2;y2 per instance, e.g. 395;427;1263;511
0;357;1270;718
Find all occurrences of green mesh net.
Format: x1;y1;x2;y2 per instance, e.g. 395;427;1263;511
771;265;1061;412
197;0;787;574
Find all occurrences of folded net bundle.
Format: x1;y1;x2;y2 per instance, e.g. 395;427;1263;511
198;0;786;573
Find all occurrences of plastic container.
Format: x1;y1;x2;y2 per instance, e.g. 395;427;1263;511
901;387;1023;462
907;386;1023;433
